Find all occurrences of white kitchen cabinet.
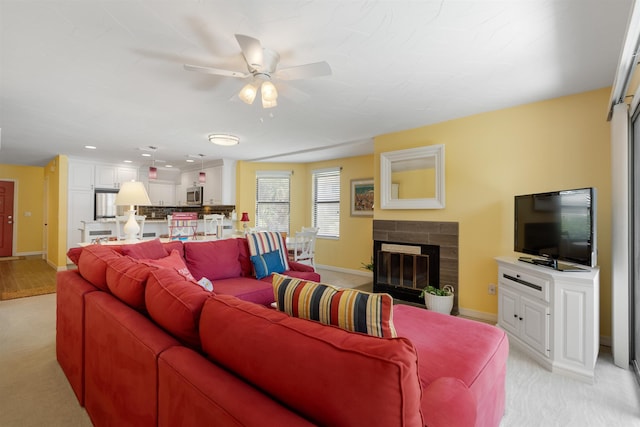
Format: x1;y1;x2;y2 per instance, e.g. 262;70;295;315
202;165;223;204
69;160;95;191
95;165;138;189
496;257;599;383
67;189;94;250
178;159;236;206
148;181;176;206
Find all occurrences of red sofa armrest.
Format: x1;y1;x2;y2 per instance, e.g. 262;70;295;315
421;377;477;427
287;260;315;272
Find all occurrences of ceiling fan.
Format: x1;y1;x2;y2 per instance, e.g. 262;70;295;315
184;34;332;108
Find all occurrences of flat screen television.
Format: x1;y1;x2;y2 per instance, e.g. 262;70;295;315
514;188;597;270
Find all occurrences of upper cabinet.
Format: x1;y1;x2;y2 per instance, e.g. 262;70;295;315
177;159;236;206
202;165;223;205
69;160;95;191
95;165;138;189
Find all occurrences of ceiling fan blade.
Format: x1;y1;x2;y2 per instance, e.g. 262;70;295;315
275;61;332;81
235;34;264;71
183;64;249;78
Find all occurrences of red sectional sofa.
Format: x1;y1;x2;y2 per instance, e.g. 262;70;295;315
57;236;508;427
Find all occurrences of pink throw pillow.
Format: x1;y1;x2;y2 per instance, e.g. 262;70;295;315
143;249;196;282
121;238;168;260
184;240;241;281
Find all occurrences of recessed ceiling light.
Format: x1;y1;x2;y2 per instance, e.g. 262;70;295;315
84;145;97;150
141;153;152;157
123;160;132;163
208;134;239;146
186;159;195;163
166;165;173;168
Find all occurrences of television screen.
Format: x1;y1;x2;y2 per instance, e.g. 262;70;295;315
514;188;596;268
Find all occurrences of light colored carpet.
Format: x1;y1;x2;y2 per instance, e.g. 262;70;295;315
500;342;640;426
1;289;638;426
0;293;92;427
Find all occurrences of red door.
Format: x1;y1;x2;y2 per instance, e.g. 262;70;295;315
0;181;15;257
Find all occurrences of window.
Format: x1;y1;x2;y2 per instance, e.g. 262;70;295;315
312;167;340;238
256;171;290;233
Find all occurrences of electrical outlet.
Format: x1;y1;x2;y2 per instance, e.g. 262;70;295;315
488;283;496;295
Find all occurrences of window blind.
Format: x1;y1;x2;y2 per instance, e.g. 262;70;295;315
312;168;340;238
256;171;290;233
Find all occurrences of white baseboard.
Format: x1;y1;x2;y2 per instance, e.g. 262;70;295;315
458;307;498;324
600;335;612;348
315;264;372;278
15;251;43;257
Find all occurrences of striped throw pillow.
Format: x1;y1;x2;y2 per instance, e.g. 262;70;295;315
246;232;290;272
272;274;397;338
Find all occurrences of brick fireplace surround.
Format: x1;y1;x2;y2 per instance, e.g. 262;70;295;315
372;220;459;314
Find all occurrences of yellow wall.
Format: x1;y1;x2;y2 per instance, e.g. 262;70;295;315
44;156;68;269
0;164;45;255
236;155;375;273
375;87;612;336
307;155;374;272
235;161;310;233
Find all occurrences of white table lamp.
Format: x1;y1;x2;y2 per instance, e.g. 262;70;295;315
115;181;151;242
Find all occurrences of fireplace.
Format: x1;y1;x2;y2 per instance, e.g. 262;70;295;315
373;241;440;304
372;220;459;313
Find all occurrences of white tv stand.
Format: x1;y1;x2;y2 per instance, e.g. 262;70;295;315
495;256;599;383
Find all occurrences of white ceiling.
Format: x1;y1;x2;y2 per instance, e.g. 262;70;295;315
0;1;633;169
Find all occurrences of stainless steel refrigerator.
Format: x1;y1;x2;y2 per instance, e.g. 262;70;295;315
94;189;123;220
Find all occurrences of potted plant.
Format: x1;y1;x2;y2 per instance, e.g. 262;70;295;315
361;257;374;272
419;285;454;315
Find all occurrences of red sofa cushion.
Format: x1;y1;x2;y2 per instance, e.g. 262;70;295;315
211;277;275;305
145;267;211;349
77;245;123;291
184;239;241;281
121;238;168;259
393;304;509;427
237;238;254;277
272;273;397;338
200;295;424;427
106;256;155;311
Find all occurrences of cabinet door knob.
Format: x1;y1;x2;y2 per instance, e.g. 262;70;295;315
513;314;518;318
519;317;523;321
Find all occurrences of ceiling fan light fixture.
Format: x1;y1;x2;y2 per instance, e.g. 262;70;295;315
261;81;278;102
208;134;239;146
262;98;278;109
238;82;258;104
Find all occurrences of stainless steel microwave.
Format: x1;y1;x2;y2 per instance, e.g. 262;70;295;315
186;186;203;206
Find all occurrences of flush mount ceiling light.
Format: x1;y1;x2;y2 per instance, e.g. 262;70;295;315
208;134;239;146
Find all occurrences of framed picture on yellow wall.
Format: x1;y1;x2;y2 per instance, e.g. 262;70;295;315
351;178;374;217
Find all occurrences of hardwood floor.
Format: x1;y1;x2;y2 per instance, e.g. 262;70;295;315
0;256;58;300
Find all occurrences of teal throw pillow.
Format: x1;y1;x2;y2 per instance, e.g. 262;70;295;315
251;250;286;279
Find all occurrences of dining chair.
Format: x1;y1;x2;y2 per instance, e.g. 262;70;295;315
203;214;225;237
115;215;146;240
168;212;199;240
289;228;318;268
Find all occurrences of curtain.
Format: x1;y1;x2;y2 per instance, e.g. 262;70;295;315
611;102;630;369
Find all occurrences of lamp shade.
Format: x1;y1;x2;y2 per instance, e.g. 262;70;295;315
115;181;151;207
240;212;250;222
